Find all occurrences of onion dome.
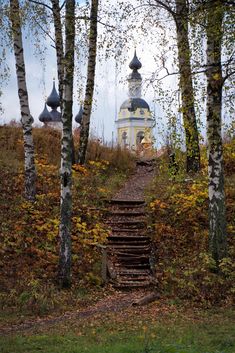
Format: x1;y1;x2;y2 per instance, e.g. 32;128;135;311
46;80;60;109
50;108;61;122
38;103;52;123
75;106;83;124
120;98;150;112
129;50;142;71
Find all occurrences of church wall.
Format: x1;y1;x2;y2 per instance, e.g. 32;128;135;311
117;125;153;149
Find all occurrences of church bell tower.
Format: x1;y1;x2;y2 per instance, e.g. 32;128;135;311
116;51;154;150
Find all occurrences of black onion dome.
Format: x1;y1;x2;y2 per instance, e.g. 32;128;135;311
38;103;52;123
50;109;61;122
46;81;60;109
75;106;83;124
120;98;150;112
129;50;142;71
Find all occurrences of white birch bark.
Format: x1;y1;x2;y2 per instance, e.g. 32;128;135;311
77;0;99;164
58;0;75;288
10;0;36;201
206;0;227;263
50;0;76;164
51;0;64;104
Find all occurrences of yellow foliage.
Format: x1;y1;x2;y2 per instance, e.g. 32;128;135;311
150;199;168;210
72;216;109;245
72;164;89;175
172;181;207;214
88;160;109;171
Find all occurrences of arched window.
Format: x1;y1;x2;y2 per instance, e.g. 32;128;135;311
136;131;144;145
122;131;128;147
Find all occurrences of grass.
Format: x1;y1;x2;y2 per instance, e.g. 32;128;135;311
0;309;235;353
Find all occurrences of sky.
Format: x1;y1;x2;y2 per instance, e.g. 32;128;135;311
1;39;169;146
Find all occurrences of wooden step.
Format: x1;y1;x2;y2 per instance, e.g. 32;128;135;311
117;275;151;281
111;228;145;234
105;196;153;289
109;199;145;205
116;269;151;275
108;235;150;241
114;280;152;288
109;241;149;244
118;257;150;264
108;243;150;248
109;248;150;255
108;241;150;247
111;205;145;210
108;211;145;217
106;221;147;229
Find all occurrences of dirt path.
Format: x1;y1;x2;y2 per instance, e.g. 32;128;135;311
113;160;155;201
0;290;154;336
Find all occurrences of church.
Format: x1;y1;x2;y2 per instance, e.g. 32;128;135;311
116;51;154;151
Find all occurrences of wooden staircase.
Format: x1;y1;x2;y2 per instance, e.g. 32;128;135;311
105;199;153;288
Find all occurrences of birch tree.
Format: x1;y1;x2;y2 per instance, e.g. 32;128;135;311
133;0;201;172
9;0;36;201
77;0;99;164
51;0;64;103
58;0;75;288
50;0;76;164
175;0;200;173
206;0;227;263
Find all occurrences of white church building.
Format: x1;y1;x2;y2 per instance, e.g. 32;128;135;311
116;51;154;150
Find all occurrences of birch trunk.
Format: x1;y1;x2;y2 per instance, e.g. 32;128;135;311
51;0;64;104
175;0;200;173
10;0;36;201
77;0;98;165
206;1;227;263
58;0;75;288
51;0;76;164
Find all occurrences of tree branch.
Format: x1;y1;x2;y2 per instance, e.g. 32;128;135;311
60;0;66;11
75;15;115;29
152;0;176;17
33;16;56;46
150;67;212;82
222;71;235;85
28;0;52;11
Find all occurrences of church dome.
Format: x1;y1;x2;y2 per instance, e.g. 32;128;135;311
120;98;150;112
38;104;52;123
50;109;61;122
129;50;142;71
75;106;83;124
46;81;60;109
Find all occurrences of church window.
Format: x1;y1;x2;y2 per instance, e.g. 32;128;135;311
122;131;128;147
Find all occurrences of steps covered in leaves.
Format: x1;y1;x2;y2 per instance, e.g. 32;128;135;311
106;199;153;289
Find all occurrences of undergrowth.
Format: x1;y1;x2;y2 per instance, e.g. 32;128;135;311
0;125;134;317
0;125;234;321
146;140;235;306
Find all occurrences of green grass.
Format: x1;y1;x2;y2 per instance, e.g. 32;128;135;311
1;314;235;353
